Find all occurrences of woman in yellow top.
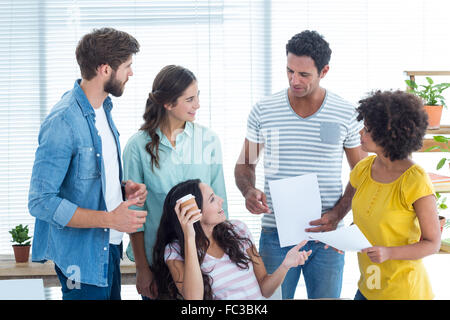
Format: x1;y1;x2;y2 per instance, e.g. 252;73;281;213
350;90;441;300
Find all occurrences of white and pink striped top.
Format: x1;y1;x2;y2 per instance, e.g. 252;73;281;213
164;220;263;300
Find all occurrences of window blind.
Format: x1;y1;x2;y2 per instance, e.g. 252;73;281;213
0;1;43;254
0;0;268;255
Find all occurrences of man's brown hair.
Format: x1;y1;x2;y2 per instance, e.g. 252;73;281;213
75;27;140;80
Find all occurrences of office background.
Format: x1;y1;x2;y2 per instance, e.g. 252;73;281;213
1;0;450;299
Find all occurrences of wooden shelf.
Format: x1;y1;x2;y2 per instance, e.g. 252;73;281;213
405;71;450;77
420;139;448;152
0;255;137;287
405;71;450;83
418;126;450;152
426;125;450;135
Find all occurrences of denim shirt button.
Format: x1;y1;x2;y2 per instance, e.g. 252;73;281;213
104;229;107;232
96;153;100;157
104;247;107;251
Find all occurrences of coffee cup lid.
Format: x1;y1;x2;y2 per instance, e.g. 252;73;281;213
177;194;195;203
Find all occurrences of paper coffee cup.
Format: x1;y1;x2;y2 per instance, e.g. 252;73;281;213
178;194;199;214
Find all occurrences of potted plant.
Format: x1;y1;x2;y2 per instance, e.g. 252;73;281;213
9;224;32;263
405;77;450;129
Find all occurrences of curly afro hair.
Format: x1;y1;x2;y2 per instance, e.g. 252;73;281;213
286;30;332;73
357;90;428;161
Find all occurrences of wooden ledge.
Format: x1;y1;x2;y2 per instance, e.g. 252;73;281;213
0;255;136;287
404;71;450;77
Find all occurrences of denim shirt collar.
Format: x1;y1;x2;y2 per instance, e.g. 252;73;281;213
73;79;113;117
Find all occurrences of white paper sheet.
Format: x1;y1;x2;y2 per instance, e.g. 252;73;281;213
269;173;322;247
307;224;372;252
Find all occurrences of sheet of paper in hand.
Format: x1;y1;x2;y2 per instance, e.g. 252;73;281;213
308;224;372;252
269;173;322;247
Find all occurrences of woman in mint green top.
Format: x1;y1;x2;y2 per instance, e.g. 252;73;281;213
122;65;228;299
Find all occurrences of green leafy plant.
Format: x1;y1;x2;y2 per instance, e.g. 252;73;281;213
425;135;450;170
405;77;450;107
436;192;448;212
9;224;32;246
436;193;449;232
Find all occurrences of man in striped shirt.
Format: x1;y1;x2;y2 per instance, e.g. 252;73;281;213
235;30;366;299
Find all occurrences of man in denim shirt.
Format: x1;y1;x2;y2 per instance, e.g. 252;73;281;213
28;28;148;300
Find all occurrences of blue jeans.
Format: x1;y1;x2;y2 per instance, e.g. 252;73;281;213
259;227;345;299
55;244;122;300
354;289;367;300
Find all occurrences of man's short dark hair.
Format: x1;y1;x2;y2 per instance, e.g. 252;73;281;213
76;27;140;80
286;30;331;74
357;90;428;161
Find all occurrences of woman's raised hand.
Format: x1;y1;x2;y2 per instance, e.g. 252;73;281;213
281;240;312;269
174;200;202;239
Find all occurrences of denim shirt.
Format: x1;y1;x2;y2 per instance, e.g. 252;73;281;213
28;79;123;287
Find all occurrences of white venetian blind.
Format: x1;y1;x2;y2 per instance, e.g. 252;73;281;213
0;0;269;255
0;1;44;254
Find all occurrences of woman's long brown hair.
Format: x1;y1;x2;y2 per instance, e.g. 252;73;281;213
141;65;196;170
151;179;258;300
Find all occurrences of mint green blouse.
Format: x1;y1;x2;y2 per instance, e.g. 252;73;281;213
122;121;228;265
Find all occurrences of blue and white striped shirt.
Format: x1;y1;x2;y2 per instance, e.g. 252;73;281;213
246;89;363;228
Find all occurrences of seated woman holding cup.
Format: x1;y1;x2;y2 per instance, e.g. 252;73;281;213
151;179;312;300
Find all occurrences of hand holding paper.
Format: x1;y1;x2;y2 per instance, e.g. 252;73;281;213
361;246;391;263
307;224;372;252
306;210;340;233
